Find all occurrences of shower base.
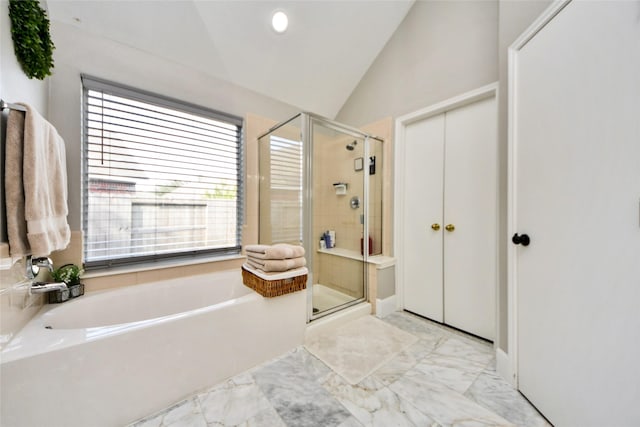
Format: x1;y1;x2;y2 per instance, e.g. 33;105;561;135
312;284;357;313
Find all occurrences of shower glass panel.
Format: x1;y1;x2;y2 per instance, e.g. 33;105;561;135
258;115;303;246
258;113;378;322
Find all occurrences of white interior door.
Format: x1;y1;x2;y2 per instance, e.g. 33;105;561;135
444;97;496;341
513;1;640;425
402;114;444;321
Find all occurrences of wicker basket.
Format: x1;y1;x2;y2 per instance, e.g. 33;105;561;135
241;266;307;298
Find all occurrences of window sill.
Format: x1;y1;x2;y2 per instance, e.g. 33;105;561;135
82;253;246;279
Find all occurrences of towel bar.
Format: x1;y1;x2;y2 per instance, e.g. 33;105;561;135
0;99;27;112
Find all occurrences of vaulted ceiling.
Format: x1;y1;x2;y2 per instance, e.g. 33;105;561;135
47;0;415;118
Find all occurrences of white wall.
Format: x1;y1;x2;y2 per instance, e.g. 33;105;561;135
48;20;300;233
336;0;499;127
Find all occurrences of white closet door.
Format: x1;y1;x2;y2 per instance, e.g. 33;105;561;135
444;97;496;341
514;1;640;424
402;114;445;321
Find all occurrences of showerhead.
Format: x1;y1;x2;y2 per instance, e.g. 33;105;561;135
346;140;357;151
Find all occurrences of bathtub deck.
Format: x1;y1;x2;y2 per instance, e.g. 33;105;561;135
130;311;549;427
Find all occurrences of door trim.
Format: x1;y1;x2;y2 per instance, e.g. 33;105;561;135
507;0;572;387
394;82;498;334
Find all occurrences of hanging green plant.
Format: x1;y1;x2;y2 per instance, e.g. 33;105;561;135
8;0;55;80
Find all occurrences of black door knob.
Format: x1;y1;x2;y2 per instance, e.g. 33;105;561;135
512;233;530;246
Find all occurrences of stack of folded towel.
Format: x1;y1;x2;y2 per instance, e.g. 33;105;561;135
245;243;306;273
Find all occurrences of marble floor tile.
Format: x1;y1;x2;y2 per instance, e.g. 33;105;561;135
234;406;287;427
413;355;486;395
432;336;494;370
198;373;278;426
434;333;494;361
264;346;335;384
465;369;550;427
411;336;495;394
382;311;451;342
337;416;366;427
131;397;207;427
383;311;495;354
372;338;442;386
323;372;440;427
252;349;352;427
389;368;514;427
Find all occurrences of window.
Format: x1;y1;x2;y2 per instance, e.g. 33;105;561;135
82;76;243;269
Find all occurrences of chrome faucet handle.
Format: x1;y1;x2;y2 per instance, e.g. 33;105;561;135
33;257;54;270
26;256;54;279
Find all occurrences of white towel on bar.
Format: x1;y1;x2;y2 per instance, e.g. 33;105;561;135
5;104;70;257
5;110;29;256
245;243;305;260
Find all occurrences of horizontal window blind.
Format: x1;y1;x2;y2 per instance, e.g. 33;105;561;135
82;76;243;269
269;135;302;244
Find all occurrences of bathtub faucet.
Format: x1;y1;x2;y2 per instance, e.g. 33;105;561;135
30;281;68;293
26;256;55;279
25;256;68;293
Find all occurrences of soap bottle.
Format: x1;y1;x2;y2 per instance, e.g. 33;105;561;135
320;235;326;250
324;231;332;249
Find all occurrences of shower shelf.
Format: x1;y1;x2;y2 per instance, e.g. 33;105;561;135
317;248;395;267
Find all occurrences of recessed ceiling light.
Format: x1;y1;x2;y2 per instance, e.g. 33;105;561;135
272;11;288;34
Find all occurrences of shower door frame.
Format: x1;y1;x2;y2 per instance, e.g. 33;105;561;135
257;112;383;323
304;113;381;322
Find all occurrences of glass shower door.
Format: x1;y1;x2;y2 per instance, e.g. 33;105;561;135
308;117;366;318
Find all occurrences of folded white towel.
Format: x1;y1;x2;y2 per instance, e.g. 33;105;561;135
5;104;70;257
245;243;305;260
246;256;307;273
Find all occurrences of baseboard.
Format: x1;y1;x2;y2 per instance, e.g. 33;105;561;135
375;295;397;318
496;348;516;386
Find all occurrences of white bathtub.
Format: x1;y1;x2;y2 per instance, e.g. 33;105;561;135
0;268;306;427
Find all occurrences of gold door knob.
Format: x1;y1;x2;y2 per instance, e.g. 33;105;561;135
445;224;455;232
431;223;441;231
